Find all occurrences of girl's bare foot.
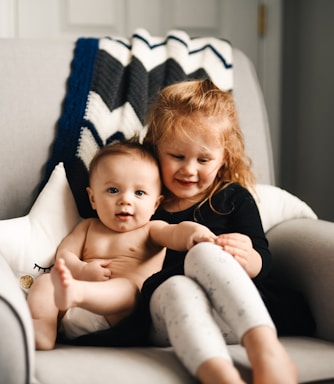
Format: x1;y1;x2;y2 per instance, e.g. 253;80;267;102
243;326;298;384
51;258;82;310
252;348;298;384
197;357;246;384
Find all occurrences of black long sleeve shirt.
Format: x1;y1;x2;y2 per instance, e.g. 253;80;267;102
142;183;271;300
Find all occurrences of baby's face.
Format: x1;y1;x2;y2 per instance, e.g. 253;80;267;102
87;153;162;232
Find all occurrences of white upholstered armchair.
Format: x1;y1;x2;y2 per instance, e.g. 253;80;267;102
0;33;333;384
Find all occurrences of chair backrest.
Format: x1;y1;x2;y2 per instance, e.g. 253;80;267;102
232;48;275;185
0;39;275;220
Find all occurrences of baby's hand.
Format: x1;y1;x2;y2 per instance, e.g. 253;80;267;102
187;227;217;250
78;260;112;281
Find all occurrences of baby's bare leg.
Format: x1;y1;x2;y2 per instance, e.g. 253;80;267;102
243;326;298;384
51;258;139;325
51;258;83;310
27;273;58;350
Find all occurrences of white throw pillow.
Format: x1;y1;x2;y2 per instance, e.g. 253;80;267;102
254;184;317;233
0;163;81;294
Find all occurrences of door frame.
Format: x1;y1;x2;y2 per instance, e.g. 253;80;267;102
259;0;282;180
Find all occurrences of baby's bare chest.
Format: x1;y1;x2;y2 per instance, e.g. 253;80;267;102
82;226;157;266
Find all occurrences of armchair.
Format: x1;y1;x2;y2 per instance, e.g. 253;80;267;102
0;33;333;384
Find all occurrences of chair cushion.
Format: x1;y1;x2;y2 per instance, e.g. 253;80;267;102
254;184;317;232
0;163;80;294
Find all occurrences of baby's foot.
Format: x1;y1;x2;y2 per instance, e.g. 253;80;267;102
51;258;81;310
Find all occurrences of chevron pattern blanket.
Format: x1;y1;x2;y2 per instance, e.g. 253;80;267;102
44;29;233;217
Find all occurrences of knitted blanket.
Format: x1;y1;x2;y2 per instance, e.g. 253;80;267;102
44;29;233;217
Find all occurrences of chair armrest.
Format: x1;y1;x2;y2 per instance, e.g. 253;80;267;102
0;254;35;384
266;218;334;342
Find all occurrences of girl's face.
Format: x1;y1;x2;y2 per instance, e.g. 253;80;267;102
157;117;225;211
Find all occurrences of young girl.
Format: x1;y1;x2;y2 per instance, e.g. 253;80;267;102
142;79;297;384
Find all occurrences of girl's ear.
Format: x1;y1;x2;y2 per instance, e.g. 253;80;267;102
86;187;96;210
217;162;226;181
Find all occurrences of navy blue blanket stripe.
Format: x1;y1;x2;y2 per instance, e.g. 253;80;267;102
43;38;98;189
43;30;233;217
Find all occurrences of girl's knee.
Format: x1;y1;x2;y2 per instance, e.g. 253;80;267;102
188;241;220;256
185;242;230;276
186;242;228;262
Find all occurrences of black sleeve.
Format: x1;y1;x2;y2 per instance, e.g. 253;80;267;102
207;184;272;283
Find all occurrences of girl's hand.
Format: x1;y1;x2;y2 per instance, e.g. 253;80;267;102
78;260;112;281
214;233;261;278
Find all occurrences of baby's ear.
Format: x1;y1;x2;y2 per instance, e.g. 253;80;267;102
155;194;164;210
86;187;96;209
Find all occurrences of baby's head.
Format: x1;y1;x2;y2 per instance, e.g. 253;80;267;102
88;140;161;185
87;140;163;232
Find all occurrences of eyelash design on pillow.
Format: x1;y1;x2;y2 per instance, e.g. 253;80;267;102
33;263;54;273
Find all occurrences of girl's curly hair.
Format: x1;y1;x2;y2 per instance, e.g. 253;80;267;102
144;79;255;209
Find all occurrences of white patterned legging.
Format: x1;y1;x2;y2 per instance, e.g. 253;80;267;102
149;242;275;376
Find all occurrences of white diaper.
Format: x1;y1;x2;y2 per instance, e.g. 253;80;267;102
60;307;110;340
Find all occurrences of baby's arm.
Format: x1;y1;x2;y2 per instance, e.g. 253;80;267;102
56;219;111;281
150;220;217;251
